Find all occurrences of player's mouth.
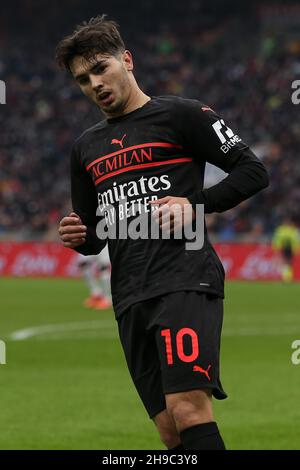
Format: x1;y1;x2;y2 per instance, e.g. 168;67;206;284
97;91;113;106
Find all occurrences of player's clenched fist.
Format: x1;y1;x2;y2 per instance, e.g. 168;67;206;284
150;196;195;234
58;212;87;248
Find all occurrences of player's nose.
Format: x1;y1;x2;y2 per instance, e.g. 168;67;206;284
90;73;103;90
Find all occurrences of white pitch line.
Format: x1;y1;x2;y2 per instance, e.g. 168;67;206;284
28;330;118;341
8;319;115;341
7;320;300;342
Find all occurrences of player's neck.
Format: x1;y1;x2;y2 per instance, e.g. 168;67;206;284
123;87;151;115
106;84;150;120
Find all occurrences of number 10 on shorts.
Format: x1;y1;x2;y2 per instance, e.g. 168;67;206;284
161;328;199;365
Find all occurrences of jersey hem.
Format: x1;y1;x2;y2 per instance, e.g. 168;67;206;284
113;285;224;318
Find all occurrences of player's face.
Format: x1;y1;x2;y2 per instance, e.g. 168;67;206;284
70;51;133;118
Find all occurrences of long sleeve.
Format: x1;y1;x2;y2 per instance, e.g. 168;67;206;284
70;144;106;255
175;99;269;213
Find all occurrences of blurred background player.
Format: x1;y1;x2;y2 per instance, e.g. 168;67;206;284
77;245;111;309
272;217;300;282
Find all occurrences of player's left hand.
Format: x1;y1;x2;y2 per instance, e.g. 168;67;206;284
150;196;195;235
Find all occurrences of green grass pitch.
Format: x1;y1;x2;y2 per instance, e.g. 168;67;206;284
0;278;300;449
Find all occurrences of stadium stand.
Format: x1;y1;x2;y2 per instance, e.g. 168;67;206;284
1;0;299;241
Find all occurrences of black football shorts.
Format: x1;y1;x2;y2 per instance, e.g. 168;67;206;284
117;291;227;419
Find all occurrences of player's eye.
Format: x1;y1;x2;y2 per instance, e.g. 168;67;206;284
78;77;89;86
93;64;107;74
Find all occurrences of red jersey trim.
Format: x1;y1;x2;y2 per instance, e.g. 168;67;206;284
94;158;192;185
86;142;183;171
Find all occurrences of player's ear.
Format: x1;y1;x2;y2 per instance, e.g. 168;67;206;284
122;50;133;71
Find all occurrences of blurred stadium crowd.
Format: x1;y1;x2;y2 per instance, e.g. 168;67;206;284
1;0;299;241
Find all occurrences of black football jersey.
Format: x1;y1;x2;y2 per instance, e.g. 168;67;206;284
70;96;269;316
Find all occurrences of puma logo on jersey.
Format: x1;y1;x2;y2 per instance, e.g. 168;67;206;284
111;134;127;148
193;364;212;381
201;106;214;113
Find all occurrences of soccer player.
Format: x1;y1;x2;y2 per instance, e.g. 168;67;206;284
77;245;111;309
272;217;299;282
56;16;269;450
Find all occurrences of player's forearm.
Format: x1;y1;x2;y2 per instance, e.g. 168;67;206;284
188;150;269;214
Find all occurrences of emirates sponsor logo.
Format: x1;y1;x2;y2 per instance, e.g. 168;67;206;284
97;174;171;208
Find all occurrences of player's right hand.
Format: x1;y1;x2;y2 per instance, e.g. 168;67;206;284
58;212;87;249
